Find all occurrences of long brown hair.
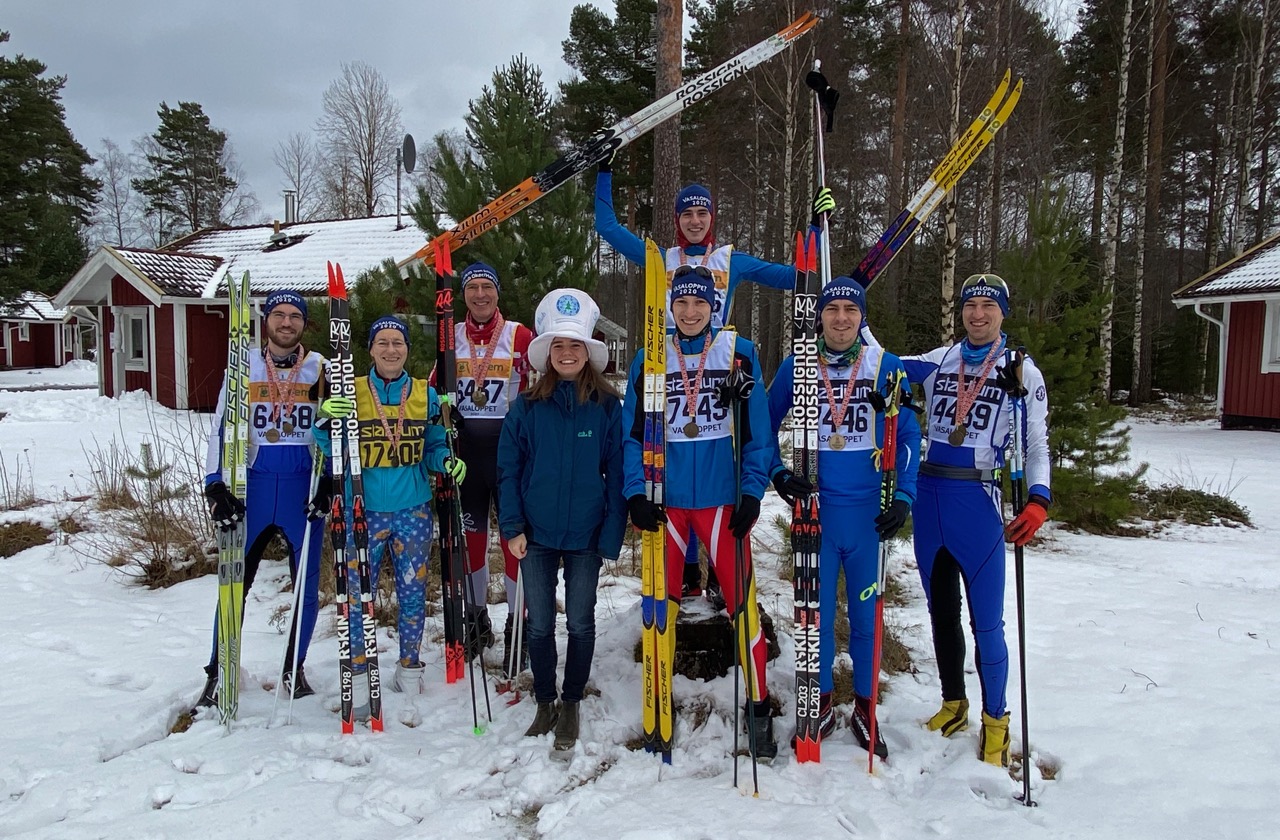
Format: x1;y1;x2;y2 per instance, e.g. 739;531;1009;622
527;357;620;404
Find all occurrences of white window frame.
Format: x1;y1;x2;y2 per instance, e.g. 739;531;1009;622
62;324;74;358
17;322;29;342
0;323;7;350
1262;300;1280;375
120;307;150;372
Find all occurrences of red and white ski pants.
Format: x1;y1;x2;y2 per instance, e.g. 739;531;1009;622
665;504;768;702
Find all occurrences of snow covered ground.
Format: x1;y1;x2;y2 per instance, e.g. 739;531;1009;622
0;359;97;390
1;388;1276;840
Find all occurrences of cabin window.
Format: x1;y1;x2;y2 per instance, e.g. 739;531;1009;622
1262;301;1280;374
120;309;149;372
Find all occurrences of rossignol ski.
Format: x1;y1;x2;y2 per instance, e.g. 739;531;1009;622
432;242;468;686
327;262;384;733
641;239;673;764
858;71;1022;290
398;12;819;271
432;238;491;735
863;369;906;772
790;231;822;763
216;270;250;726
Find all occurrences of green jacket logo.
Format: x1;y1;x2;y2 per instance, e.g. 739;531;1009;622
578;430;593;438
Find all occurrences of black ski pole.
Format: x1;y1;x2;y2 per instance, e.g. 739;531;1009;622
729;359;760;796
1007;348;1035;807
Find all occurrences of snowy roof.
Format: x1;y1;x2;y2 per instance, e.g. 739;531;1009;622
595;315;627;339
1173;231;1280;300
168;216;429;298
111;248;223;298
0;291;68;322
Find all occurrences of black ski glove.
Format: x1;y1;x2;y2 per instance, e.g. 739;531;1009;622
993;350;1027;396
805;69;840;131
204;481;246;532
628;494;667;532
875;498;911;540
598;148;617;174
728;494;761;540
713;367;755;409
771;469;815;505
306;474;336;521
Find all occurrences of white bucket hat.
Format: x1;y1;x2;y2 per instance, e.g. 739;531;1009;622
528;288;609;374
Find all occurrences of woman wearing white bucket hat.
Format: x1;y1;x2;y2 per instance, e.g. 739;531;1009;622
497;289;627;755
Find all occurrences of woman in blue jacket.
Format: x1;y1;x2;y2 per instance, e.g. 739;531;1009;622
313;316;464;711
497;289;626;754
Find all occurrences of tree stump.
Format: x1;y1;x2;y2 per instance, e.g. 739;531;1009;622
633;596;781;682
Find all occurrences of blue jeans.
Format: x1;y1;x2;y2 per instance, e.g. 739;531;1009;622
521;541;603;704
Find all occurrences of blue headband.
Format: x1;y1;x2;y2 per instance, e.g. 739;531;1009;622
670;266;716;309
959;274;1010;315
818;277;867;317
461;262;501;294
675;184;714;215
368;316;410;348
263;289;307;321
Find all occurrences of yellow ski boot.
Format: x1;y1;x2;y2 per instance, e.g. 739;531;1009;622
979;710;1011;767
925;699;970;737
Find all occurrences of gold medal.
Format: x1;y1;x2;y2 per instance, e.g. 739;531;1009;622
683;420;700;439
265;428;281;443
829;433;846;451
948;424;967;446
282;422;295;435
473;390;488;408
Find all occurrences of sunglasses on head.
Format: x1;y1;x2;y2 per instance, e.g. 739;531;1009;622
962;273;1008;294
672;265;714;280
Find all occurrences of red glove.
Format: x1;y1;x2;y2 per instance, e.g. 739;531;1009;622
1005;498;1048;547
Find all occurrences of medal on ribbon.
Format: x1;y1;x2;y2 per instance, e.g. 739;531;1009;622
672;334;712;441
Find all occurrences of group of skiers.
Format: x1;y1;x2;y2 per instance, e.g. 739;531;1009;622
195;160;1051;768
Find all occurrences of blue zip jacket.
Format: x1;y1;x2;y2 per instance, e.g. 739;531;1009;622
312;371;450;513
768;350;921;506
622;329;772;509
595;172;800;309
497;380;627;560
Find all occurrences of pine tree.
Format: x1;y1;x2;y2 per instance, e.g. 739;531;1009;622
1001;187;1142;532
560;0;657;235
410;56;596;328
132;101;239;241
0;31;98;304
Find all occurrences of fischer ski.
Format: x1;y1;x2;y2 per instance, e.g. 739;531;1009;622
327;262;384;733
857;71;1023;289
216;270;250;726
398;12;819;271
790;231;823;763
863;369;906;772
641;239;674;763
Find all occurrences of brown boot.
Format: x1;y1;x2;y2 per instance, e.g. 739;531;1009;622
524;701;559;737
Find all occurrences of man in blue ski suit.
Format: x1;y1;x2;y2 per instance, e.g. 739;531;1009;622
622;268;779;760
767;279;920;759
596;157;834;599
197;289;330;709
900;273;1051;767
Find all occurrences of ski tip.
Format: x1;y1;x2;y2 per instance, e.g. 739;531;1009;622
327;262;347;299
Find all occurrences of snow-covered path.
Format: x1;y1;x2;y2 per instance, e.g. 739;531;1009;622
1;389;1276;839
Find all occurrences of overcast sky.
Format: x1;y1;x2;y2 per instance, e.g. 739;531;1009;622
4;0;611;221
6;1;1082;227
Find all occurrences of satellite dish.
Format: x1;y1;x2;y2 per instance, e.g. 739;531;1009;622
402;134;417;174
